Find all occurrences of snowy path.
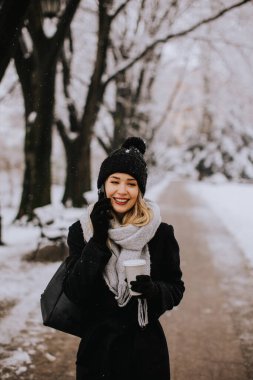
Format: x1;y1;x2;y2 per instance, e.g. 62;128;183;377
187;181;253;269
160;181;253;380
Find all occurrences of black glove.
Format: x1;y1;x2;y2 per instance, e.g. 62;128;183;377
90;198;112;247
130;275;159;299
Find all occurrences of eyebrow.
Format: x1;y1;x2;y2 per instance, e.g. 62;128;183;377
110;176;136;181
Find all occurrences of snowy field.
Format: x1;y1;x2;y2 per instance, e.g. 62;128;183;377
0;178;252;375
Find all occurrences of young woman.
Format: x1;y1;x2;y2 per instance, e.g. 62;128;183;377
63;137;185;380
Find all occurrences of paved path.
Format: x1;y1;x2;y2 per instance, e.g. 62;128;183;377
1;181;253;379
159;181;253;380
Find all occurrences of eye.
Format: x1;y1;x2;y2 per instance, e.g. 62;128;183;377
110;181;119;184
128;183;137;187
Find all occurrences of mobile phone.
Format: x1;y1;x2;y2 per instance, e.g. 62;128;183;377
98;184;106;200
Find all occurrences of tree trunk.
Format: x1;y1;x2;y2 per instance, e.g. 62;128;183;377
15;42;57;218
33;67;56;205
62;138;89;207
14;0;81;218
78;137;91;196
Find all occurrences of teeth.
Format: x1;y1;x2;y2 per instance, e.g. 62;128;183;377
115;199;128;204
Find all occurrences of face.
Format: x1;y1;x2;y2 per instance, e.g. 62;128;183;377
105;173;139;217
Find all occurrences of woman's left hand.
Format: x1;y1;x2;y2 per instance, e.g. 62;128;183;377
130;275;159;299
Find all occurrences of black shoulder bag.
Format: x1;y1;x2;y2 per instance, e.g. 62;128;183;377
40;259;83;337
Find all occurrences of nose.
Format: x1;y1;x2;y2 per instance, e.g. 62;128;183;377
117;183;127;194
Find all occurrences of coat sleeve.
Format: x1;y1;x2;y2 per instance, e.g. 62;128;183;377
148;223;185;321
63;221;112;305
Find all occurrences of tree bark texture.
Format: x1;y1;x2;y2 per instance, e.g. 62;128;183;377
57;124;89;207
15;42;56;218
0;0;31;81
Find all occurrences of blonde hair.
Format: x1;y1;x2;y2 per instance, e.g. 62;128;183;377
120;193;152;227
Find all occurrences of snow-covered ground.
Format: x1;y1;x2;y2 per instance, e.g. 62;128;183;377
187;181;253;269
0;202;84;377
0;178;252;375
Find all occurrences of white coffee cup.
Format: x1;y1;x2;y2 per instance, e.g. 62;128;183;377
123;259;146;296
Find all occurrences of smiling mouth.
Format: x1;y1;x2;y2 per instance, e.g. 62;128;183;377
113;198;129;205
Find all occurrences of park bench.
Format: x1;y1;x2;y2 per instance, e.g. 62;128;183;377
33;204;68;259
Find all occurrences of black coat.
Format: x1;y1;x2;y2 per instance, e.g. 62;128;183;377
64;220;185;380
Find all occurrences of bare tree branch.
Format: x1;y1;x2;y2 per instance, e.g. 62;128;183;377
27;2;45;47
72;74;90;88
50;0;81;64
103;0;251;87
134;0;146;36
110;0;131;21
55;119;70;148
187;33;253;79
0;79;19;102
97;135;111;154
188;35;253;51
128;0;150;54
153;55;191;132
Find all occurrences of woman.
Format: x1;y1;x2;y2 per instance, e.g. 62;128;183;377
63;137;185;380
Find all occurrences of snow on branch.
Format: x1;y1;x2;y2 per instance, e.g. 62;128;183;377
102;0;251;87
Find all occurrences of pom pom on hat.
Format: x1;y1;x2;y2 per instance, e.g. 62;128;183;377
97;136;148;194
121;137;146;155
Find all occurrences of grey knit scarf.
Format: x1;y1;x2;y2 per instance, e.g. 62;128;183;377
80;199;161;327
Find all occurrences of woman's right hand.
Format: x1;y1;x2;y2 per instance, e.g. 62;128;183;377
90;198;112;246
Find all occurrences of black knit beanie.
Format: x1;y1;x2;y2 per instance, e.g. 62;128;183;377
97;137;148;195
